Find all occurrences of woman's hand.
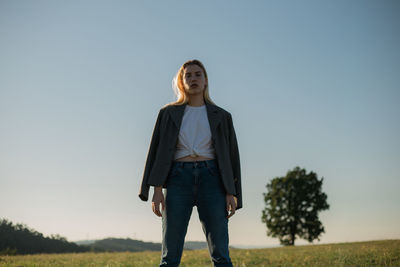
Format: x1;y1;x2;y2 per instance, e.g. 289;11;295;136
152;186;165;217
226;194;237;219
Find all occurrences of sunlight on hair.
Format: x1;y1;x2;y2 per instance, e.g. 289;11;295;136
171;70;181;99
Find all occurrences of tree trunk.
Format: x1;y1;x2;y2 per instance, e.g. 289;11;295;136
290;220;296;245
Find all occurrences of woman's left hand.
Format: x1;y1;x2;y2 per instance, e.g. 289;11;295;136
226;194;237;219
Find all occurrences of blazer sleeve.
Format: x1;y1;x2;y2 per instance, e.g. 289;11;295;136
138;109;163;202
227;113;243;210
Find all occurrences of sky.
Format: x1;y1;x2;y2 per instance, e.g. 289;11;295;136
0;0;399;248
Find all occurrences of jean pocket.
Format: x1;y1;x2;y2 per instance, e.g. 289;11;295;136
168;166;183;179
206;165;220;177
166;166;183;188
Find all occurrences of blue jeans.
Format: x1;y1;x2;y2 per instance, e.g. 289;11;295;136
159;159;233;267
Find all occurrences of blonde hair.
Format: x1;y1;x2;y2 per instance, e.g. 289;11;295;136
164;59;216;108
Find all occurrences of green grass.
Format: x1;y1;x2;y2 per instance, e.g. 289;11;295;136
0;239;399;266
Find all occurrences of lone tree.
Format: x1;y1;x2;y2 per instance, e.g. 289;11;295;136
261;166;329;246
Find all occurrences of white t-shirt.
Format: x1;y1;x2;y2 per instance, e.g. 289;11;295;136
173;104;216;160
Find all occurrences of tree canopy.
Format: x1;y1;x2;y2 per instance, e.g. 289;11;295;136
261;166;329;245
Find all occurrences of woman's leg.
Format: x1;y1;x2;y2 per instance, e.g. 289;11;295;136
159;165;194;267
197;160;233;267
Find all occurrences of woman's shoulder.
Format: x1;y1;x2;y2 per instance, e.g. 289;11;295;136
207;103;232;119
159;102;182;112
213;104;231;116
157;101;232;117
153;102;183;119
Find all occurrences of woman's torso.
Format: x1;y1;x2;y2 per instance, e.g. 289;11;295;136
173;104;215;162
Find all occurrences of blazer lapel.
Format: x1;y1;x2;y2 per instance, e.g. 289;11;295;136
168;102;223;138
205;102;223;139
169;103;186;130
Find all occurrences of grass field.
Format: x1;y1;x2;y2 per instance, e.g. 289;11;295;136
0;239;398;266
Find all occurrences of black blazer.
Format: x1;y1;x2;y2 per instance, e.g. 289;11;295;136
138;101;242;210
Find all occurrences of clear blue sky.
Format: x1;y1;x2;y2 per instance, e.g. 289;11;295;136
1;0;399;247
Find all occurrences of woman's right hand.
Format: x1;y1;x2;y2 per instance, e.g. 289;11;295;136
152;186;165;217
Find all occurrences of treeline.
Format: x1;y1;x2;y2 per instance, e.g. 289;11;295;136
0;218;166;255
0;218;89;255
0;218;206;255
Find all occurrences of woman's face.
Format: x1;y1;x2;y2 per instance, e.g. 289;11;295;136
182;64;207;96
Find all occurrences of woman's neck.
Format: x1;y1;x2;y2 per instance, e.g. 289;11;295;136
187;95;205;107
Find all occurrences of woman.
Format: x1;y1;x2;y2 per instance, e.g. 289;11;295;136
139;59;242;267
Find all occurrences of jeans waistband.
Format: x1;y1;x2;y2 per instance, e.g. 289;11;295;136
172;159;217;169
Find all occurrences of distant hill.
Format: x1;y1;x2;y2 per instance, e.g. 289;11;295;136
0;217;213;255
80;238;161;252
74;238;209;251
183;241;208;250
0;218;87;255
74;239;96;246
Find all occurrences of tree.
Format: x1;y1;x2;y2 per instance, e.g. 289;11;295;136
0;218;88;255
261;166;329;246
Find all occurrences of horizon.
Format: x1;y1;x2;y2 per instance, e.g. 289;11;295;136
2;215;397;248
